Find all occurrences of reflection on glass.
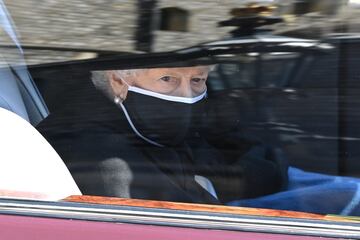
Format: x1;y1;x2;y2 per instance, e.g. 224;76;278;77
3;0;360;219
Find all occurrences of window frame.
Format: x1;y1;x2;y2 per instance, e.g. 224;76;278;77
0;196;359;238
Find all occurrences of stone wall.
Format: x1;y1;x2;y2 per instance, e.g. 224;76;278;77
153;0;244;51
3;0;250;64
2;0;357;65
4;0;137;52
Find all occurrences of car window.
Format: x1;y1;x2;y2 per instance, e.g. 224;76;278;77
207;52;300;90
2;1;360;238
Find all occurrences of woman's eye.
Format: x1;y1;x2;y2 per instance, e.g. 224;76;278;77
159;76;171;82
192;78;205;83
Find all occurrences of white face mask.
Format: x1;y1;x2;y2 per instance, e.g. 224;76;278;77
127;85;207;104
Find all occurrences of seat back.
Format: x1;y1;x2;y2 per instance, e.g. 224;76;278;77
0;107;81;200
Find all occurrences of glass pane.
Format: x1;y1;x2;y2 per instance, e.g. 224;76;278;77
3;0;360;221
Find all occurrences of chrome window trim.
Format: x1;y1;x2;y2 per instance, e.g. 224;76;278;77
0;198;359;238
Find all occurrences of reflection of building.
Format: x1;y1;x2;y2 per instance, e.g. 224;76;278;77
2;0;360;64
273;0;360;38
4;0;138;53
3;0;249;57
154;0;247;51
277;0;348;15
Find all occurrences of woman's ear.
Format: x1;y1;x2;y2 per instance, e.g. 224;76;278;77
108;71;128;102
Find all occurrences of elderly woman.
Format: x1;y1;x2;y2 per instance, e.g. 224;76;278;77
37;66;288;204
93;66;211;147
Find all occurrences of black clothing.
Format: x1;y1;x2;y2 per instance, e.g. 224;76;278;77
37;82;288;204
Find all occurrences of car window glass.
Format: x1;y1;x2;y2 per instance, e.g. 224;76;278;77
3;0;360;222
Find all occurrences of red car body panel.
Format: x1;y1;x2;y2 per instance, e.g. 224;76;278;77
0;214;342;240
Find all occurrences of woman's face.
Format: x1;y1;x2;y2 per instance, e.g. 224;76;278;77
131;66;209;98
109;66;210;100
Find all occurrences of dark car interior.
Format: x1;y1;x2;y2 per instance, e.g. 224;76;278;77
26;38;349;177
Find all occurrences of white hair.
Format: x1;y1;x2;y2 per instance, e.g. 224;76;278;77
91;69;145;99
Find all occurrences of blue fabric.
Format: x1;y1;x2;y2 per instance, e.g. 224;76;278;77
228;167;360;216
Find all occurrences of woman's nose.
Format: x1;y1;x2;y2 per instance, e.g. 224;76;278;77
177;82;194;98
